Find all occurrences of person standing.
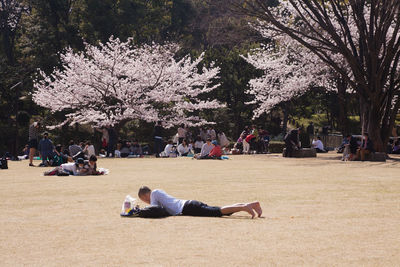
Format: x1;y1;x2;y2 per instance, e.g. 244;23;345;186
28;121;40;167
38;132;54;166
153;121;164;158
107;127;117;157
177;124;187;144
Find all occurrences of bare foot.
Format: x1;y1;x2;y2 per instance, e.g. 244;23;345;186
250;201;262;217
244;204;255;219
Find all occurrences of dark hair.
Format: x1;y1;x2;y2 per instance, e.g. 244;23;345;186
89;155;97;162
206;138;212;142
55;144;62;152
317;136;321;140
363;132;369;137
69;140;74;146
138;186;151;197
180;123;185;128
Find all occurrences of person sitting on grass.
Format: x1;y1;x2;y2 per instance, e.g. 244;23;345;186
177;139;190;156
312;136;327;153
197;138;213;158
137;186;262;219
130;139;142;156
392;141;400;154
161;140;177;157
199;140;222;160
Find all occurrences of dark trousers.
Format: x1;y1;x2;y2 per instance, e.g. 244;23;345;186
285;141;293;157
107;141;115;157
154;138;163;157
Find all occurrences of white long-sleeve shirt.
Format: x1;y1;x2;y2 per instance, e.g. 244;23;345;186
150;189;187;215
177;144;190;156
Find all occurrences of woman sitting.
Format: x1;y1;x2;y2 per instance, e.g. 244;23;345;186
199;141;222;160
177;139;191;156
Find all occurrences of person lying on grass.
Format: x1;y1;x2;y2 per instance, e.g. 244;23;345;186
44;155;102;176
137;186;262;219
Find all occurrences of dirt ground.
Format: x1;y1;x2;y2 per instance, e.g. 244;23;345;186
1;153;400;266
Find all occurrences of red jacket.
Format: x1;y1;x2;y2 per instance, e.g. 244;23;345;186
209;146;222;157
245;134;255;143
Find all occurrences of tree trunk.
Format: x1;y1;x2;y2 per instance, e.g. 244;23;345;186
360;97;386;152
282;102;289;134
337;77;348;134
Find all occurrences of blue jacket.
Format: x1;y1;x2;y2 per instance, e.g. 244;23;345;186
39;138;54;154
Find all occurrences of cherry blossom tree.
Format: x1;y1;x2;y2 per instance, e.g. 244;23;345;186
235;0;400;151
242;36;334;119
32;36;222;128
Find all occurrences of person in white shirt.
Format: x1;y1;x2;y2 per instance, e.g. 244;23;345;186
138;186;262;218
177;139;190;156
44;158;85;176
163;141;176;157
83;141;96;157
312;136;327;153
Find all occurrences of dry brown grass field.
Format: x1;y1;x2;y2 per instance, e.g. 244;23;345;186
1;154;400;266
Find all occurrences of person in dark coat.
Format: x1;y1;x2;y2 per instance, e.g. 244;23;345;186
38;132;54;166
153;121;164;158
284;129;301;157
107;127;117;157
355;133;374;161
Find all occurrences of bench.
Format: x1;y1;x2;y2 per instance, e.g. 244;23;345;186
282;148;317;158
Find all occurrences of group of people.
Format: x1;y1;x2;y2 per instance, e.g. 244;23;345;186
233;125;270;154
341;133;374;161
26;121;99;168
154;122;228;159
113;139;143;158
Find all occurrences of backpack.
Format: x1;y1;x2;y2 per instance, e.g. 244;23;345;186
0;157;8;169
121;206;171;218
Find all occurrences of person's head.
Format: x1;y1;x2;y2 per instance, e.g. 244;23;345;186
168;140;173;145
196;135;202;141
206;138;211;144
317;136;321;140
69;140;74;146
346;134;352;140
157;121;162;126
180;123;185;128
211;140;218;147
43;132;48;139
182;139;187;146
55;144;62;153
89;155;97;167
76;158;85;168
86;141;91;146
138;186;152;204
363;133;369;139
